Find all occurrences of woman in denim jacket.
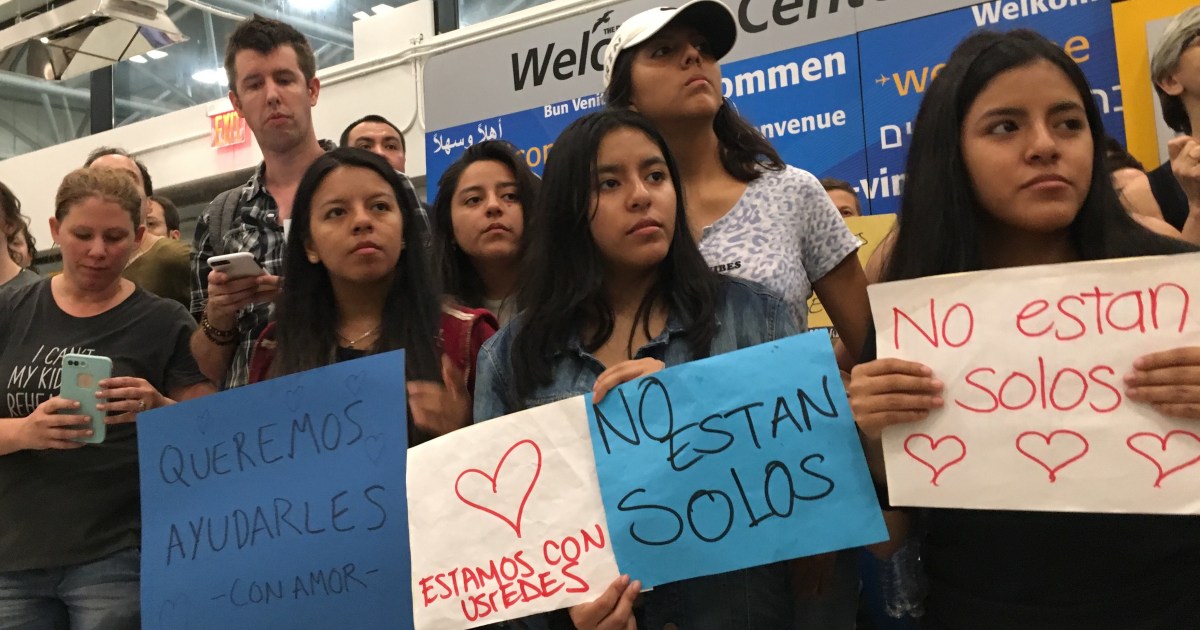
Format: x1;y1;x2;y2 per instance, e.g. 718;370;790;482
474;109;800;629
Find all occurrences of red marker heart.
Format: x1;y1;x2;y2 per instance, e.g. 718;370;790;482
903;434;966;486
1126;431;1200;488
1015;430;1088;483
455;439;542;538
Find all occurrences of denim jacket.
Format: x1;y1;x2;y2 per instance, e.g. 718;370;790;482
475;277;796;420
473;277;800;629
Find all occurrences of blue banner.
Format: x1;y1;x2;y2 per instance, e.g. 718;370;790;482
424;0;1121;219
858;0;1123;214
586;333;886;587
138;352;412;630
719;34;866;185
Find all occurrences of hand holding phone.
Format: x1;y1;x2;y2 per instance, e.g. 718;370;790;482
58;354;113;444
12;398;93;452
207;252;266;279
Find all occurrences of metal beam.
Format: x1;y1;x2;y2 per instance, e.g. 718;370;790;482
60;95;75;134
0;72;173;116
41;93;63;144
168;4;195;21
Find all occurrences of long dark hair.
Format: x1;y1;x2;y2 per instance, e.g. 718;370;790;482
430;141;540;307
884;29;1196;283
270;148;441;382
1;180;26;266
604;48;784;182
511;109;723;402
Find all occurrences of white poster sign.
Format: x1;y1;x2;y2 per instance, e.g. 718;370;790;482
870;253;1200;514
408;397;619;629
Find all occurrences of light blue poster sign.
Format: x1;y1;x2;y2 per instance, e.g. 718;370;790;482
587;333;886;587
138;351;412;630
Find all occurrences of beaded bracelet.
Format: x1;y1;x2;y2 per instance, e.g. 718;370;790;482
201;314;239;346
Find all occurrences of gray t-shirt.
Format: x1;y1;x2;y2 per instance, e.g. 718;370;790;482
698;166;860;330
1;268;39;292
0;281;206;571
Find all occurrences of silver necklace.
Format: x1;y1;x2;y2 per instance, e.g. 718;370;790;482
336;324;381;348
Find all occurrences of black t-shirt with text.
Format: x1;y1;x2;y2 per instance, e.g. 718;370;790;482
0;279;205;571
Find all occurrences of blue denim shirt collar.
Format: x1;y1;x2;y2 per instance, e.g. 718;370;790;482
558;311;710;360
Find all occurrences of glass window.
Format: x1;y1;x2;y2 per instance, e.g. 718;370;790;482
458;0;558;28
0;1;414;158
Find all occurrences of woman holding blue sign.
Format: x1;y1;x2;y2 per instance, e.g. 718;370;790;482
849;30;1200;628
247;148;497;445
474;108;801;629
602;2;871;625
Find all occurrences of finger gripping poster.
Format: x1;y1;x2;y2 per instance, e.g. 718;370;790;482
587;332;887;587
870;253;1200;514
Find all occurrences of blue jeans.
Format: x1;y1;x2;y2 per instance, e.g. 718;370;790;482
0;547;139;630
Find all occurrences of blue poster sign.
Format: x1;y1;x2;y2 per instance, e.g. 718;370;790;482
138;351;412;630
586;333;886;587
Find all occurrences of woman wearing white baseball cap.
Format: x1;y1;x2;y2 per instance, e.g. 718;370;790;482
589;4;872;629
603;1;868;363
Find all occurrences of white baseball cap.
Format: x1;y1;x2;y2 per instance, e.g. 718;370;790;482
603;0;738;88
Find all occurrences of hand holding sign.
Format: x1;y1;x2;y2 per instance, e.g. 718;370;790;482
567;575;640;630
1125;346;1200;419
848;358;944;439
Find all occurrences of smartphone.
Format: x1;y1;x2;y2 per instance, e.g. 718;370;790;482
58;354;113;444
207;252;266;279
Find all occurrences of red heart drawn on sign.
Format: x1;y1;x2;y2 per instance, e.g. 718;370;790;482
455;439;542;537
1015;430;1089;483
903;434;966;486
1126;431;1200;488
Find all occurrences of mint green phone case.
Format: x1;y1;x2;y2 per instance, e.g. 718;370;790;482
59;354;112;444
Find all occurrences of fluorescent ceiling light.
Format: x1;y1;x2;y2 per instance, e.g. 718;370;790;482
192;68;228;85
371;4;394;15
353;10;371;20
146;49;168;59
129;55;148;63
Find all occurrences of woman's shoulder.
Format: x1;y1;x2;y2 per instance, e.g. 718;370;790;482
0;275;47;307
128;285;193;323
751;164;824;191
744;165;837;213
479;311;524;357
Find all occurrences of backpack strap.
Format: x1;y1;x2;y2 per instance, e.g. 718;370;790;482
210;188;243;256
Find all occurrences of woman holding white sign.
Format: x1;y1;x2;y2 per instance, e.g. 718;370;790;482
474;109;805;629
849;29;1200;629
